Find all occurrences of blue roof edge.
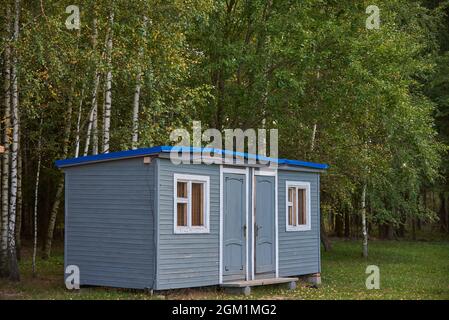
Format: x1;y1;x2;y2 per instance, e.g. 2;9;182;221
55;145;329;170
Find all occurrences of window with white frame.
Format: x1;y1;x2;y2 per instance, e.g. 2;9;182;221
174;174;210;233
286;181;311;231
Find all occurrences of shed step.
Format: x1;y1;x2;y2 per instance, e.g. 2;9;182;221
221;277;298;288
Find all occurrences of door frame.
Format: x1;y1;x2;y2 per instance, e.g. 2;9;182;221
219;166;249;284
252;168;278;280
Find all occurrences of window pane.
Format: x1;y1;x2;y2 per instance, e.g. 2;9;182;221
177;203;187;226
292;188;297;226
191;183;204;226
288;206;293;226
298;189;306;225
288;187;295;202
177;181;187;198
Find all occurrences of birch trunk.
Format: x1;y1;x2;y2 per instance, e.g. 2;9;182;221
131;16;147;150
83;104;95;156
43;181;63;259
32;119;43;277
92;96;99;155
8;0;21;281
309;121;331;251
131;75;141;150
84;18;100;156
310;123;317;152
43;91;73;259
0;3;11;277
15;147;22;260
91;18;101;156
74;88;84;157
361;183;368;258
103;11;114;154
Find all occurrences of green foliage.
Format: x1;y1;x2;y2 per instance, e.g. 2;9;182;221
0;0;447;244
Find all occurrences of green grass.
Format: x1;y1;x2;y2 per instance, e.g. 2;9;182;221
0;240;448;300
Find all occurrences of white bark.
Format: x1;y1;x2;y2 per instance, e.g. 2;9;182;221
74;88;84;157
32;119;43;277
361;183;368;258
132;16;147;150
103;11;114;154
83;104;95;156
132;75;142;150
310;123;317;152
8;0;20;281
92;17;100;156
92;95;99;155
84;18;100;156
0;3;11;276
15;145;22;258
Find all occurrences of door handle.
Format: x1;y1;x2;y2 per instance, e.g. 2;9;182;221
243;225;247;239
255;224;262;238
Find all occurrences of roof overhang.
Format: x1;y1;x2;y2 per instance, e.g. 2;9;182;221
55;146;329;171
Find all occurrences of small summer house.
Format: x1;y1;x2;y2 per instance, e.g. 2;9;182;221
56;146;328;293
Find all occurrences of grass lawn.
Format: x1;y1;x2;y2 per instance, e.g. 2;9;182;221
0;239;448;300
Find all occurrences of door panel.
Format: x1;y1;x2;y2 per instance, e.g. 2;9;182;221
223;173;246;280
255;175;275;275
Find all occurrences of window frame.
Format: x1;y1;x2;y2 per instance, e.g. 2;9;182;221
173;174;210;234
285;181;311;231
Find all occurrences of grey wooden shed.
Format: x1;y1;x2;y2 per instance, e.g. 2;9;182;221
56;146;328;292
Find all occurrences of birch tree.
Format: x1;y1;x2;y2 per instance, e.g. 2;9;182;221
103;10;114;154
92;94;99;155
84;105;94;156
7;0;21;281
131;76;142;149
84;17;100;156
0;3;11;277
15;148;22;259
74;88;85;157
91;22;100;156
131;16;147;150
32;119;43;277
